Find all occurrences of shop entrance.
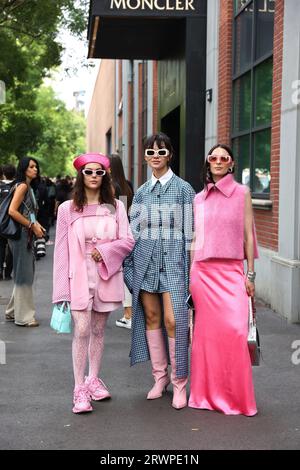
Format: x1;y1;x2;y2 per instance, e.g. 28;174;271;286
161;106;180;177
88;0;207;191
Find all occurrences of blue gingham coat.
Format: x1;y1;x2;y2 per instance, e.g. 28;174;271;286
124;174;195;378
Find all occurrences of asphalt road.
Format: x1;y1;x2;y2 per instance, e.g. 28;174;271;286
1;236;300;450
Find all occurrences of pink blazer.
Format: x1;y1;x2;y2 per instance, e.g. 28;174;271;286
52;199;135;310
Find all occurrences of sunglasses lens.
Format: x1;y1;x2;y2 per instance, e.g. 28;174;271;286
207;155;231;163
146;149;155;157
157;149;168;156
82;169;105;176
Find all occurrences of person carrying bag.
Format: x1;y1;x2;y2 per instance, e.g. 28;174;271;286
52;153;135;414
5;157;46;327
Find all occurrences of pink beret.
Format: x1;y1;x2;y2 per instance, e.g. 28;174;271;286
73;153;110;171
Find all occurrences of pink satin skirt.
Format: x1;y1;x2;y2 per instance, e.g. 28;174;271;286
189;259;257;416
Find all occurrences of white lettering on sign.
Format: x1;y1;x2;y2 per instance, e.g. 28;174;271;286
110;0;195;11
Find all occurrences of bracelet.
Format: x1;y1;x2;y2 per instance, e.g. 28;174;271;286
247;271;256;282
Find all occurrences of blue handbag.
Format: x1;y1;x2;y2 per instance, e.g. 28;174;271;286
50;302;72;334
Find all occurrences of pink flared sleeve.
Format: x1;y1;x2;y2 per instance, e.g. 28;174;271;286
96;200;135;281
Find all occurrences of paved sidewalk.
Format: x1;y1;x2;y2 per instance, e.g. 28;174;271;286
0;240;300;450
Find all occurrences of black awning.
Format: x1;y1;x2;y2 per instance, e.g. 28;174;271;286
88;0;206;59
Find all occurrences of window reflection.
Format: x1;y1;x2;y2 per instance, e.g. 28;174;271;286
254;129;271;194
233;0;274;196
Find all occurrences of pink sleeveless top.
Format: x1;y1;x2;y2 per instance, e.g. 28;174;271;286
193;174;259;261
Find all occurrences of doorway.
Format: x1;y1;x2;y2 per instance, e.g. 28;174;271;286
161;106;180;177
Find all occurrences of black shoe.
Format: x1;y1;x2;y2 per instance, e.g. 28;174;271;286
4;275;12;281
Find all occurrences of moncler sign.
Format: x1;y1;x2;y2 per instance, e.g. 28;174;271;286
110;0;196;11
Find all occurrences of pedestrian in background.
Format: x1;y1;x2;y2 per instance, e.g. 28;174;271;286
109;153;134;330
189;143;258;416
0;164;16;280
36;177;50;239
5;157;45;327
52;153;134;414
46;177;57;227
125;132;195;409
55;176;72;216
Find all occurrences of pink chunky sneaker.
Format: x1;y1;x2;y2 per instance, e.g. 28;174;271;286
72;384;93;414
85;376;111;401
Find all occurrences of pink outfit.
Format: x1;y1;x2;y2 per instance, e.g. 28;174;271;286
84;216;121;312
52;200;135;400
193;174;259;261
168;337;188;409
52;200;135;310
146;329;170;400
73;153;110;171
189;175;258;416
71;310;109;387
73;384;93;414
85;376;111;401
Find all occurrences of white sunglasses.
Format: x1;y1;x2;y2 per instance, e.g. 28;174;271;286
145;148;170;158
82;169;106;177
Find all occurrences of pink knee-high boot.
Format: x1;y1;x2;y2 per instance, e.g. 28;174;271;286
146;329;170;400
168;337;188;409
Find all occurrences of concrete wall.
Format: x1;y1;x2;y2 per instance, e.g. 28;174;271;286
86;59;116;154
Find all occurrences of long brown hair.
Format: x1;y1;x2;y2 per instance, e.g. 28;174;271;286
110;154;133;210
203;143;235;188
72;167;116;212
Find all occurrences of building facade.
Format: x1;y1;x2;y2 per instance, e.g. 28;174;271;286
86;0;300;323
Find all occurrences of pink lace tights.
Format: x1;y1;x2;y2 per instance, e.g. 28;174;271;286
72;310;110;386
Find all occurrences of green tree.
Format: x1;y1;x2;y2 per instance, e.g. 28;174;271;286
32;86;86;177
0;0;89;165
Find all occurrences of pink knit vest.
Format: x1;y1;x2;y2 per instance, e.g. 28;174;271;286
193;174;259;261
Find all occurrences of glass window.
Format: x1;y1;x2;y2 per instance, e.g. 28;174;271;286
234;7;253;75
232;0;273;197
234;0;253;15
253;129;271;194
256;0;275;60
233;135;251;187
254;58;273;127
233;73;252;132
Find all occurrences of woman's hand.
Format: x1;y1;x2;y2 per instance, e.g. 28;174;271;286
32;222;45;239
91;248;102;263
245;278;255;297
